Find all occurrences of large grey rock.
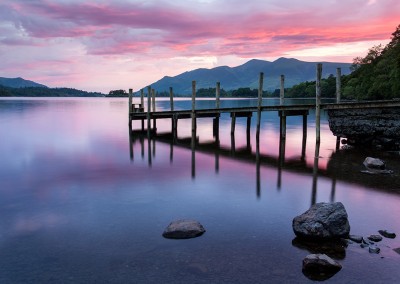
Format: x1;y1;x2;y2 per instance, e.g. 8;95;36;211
303;254;342;273
162;219;205;239
293;202;350;240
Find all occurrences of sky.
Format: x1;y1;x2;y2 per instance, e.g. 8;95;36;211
0;0;399;93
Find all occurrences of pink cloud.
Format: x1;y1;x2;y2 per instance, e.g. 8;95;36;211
0;0;399;91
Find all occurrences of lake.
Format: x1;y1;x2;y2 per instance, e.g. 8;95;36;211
0;97;400;283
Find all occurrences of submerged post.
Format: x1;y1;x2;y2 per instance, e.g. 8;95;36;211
316;63;322;145
256;72;264;136
336;68;341;103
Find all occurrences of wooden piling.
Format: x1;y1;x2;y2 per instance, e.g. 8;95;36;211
128;88;132;125
169;87;174;111
140;89;144;109
315;63;322;145
216;82;220;109
147;86;151;132
152;89;156;130
256;72;264;136
336;68;341;103
280;75;285;105
191;80;196;134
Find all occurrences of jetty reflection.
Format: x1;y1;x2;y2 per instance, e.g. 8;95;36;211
129;125;339;205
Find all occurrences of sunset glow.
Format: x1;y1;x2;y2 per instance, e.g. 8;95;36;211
0;0;398;92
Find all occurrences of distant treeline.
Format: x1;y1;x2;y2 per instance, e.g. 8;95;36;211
149;75;338;98
0;85;104;97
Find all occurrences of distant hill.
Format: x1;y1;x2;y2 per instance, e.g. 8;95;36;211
150;57;352;95
0;77;48;88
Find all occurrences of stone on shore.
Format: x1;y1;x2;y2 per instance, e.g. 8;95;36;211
379;230;396;239
302;254;342;280
162;219;205;239
293;202;350;240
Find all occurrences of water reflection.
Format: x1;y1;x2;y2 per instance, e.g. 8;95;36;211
129;123;330;206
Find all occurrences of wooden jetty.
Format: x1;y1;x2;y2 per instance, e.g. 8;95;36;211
128;64;400;148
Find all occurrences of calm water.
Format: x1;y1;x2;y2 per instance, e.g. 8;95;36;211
0;97;400;283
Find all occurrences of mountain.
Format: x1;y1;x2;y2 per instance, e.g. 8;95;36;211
150;57;352;95
0;77;48;88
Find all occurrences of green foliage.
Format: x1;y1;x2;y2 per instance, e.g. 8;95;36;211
342;24;400;100
108;89;127;97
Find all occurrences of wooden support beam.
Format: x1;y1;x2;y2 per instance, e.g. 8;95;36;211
128;88;132;125
316;63;322;145
140;89;144;110
336;68;341;103
152;89;156;130
216;82;220;109
280;75;285;105
147;86;151;132
169;87;174;111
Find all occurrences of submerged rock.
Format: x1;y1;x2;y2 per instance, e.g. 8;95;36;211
369;245;380;254
162;219;205;239
393;248;400;255
379;230;396;239
293;202;350;240
348;235;363;243
302;254;342;281
368;234;383;242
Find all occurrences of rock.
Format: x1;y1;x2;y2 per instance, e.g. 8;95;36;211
369;245;380;254
379;230;396;239
362;237;374;245
348;235;363;243
162;219;205;239
393;248;400;255
293;202;350;240
368;234;383;242
363;157;386;170
302;254;342;280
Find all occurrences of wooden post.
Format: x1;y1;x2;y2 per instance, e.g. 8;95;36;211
128;88;132;126
216;82;220;109
147;86;151;132
302;114;307;160
315;63;322;145
152;89;156;130
151;89;156;111
140;89;144;110
336;68;341;103
169;87;174;111
169;87;174;133
256;72;264;137
280;75;285;105
191;80;196;134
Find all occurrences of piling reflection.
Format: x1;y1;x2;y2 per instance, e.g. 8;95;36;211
129;123;316;199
